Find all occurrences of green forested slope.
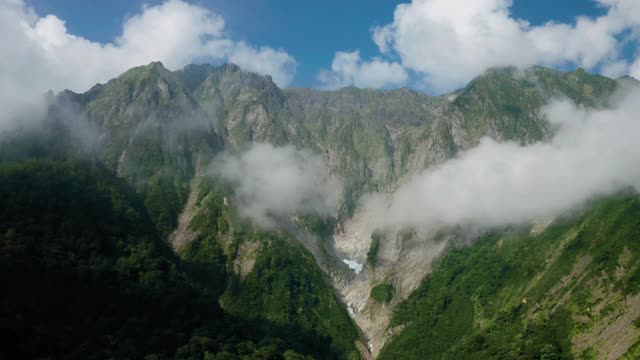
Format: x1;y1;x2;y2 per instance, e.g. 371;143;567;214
0;159;344;359
0;159;215;358
222;236;361;359
379;196;640;359
181;179;362;359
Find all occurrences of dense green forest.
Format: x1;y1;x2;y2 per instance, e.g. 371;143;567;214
182;179;362;359
0;159;354;359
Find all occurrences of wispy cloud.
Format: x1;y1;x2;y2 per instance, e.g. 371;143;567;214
210;143;342;228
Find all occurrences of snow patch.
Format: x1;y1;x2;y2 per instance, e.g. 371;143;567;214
342;259;363;274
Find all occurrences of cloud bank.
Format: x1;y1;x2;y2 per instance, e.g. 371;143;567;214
361;88;640;231
322;0;640;92
0;0;296;131
210;144;341;228
209;88;640;235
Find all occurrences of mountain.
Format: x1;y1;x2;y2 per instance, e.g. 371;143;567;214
379;195;640;359
1;61;639;359
63;62;221;236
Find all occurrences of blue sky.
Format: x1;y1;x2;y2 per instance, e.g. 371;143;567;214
26;0;611;88
22;0;640;93
28;0;403;86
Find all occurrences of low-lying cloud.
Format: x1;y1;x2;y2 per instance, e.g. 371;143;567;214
211;89;640;234
211;143;342;228
361;87;640;232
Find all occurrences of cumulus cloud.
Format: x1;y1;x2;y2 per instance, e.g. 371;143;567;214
361;87;640;232
228;42;297;86
0;0;296;132
317;50;408;89
210;144;342;228
358;0;640;92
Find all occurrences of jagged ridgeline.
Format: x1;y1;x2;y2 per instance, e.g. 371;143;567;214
1;60;639;359
30;62;621;231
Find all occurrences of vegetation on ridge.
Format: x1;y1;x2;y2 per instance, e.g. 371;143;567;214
379;195;640;359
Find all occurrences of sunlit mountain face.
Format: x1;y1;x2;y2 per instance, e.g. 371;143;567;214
4;1;640;359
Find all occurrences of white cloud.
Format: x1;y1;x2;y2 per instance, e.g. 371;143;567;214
601;59;630;78
0;0;296;131
317;50;408;89
228;42;297;87
211;143;342;228
25;0;296;89
369;0;640;92
360;88;640;232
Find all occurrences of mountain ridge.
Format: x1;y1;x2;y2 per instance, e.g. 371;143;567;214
3;61;640;359
55;61;640;357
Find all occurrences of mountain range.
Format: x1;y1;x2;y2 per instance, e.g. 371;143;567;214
1;61;640;359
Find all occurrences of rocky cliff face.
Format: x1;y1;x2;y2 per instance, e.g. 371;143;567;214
52;61;638;358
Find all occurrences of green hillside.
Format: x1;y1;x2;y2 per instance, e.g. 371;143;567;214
379;196;640;359
0;159;349;359
181;178;362;359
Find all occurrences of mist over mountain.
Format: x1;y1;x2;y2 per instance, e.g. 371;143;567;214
2;56;640;359
361;89;640;232
9;0;640;358
211;143;341;228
